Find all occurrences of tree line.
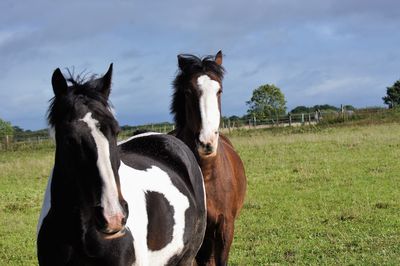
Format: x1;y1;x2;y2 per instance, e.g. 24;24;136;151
244;78;400;121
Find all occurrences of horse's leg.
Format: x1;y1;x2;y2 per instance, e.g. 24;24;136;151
196;235;215;265
214;215;234;266
196;223;216;266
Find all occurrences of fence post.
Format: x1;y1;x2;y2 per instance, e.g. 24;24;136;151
308;114;311;125
289;113;292;126
253;115;257;127
4;135;10;150
228;119;231;133
341;104;345;121
301;113;304;125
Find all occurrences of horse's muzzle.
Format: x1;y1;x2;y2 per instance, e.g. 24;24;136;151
197;141;217;157
95;207;127;238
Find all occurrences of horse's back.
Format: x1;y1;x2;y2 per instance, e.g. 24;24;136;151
118;132;206;265
119;132;205;200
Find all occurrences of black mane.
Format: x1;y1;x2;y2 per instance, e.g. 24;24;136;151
171;54;225;128
47;74;118;134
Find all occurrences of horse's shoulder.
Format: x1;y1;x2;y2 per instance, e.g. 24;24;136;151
217;134;245;173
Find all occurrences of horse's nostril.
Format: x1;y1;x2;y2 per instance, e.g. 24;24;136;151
122;201;129;214
214;131;218;135
205;143;213;152
198;141;214;154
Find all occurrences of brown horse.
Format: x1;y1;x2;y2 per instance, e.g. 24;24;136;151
170;51;246;265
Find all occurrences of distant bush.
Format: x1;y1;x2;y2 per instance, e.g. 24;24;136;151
0;118;14;138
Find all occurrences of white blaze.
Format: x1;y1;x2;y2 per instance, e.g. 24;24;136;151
197;75;221;146
80;112;123;218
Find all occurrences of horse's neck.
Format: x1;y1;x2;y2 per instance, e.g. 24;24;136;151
51;163;84;220
175;126;221;179
175;127;198;155
199;155;217;181
200;139;224;181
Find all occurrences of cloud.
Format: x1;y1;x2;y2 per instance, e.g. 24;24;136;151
1;0;400;129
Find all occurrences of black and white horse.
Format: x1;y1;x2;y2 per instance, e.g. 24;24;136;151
37;64;206;265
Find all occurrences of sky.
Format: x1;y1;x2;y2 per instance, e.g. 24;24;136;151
1;0;399;130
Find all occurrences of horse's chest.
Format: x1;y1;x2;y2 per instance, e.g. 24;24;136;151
119;162;190;265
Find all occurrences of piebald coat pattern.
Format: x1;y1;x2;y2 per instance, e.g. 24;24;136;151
37;64;206;266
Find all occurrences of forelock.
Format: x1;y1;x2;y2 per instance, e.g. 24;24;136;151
47;74;118;134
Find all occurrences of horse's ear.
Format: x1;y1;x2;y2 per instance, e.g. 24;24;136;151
97;63;113;98
215;50;223;65
51;68;68;97
178;54;189;70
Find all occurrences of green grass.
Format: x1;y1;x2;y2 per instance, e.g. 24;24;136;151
229;123;400;265
0;148;53;265
1;123;400;265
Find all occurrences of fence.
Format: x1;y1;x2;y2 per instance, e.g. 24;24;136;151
220;110;356;132
0;108;392;151
0;134;53;151
220;107;398;131
221;112;318;130
0;124;177;151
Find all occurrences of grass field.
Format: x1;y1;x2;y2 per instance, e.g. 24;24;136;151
229;123;400;265
1;122;399;265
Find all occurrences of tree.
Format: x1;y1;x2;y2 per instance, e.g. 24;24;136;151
312;104;339;112
290;106;311;114
12;126;24;133
290;104;340;114
383;80;400;108
246;84;287;121
343;105;356;111
0;118;14;138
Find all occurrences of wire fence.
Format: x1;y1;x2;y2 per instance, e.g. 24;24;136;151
220;110;352;131
0;108;391;151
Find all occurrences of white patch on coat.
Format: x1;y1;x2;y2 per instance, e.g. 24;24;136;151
119;162;190;266
117;132;161;146
37;169;53;237
197;75;220;147
80;112;123;219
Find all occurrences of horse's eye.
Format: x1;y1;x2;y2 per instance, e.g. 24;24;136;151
217;89;222;96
